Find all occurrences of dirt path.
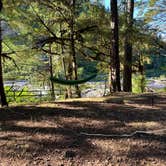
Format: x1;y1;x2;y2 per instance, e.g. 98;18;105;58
0;93;166;166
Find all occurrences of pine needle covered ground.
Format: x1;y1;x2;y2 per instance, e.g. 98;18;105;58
0;93;166;166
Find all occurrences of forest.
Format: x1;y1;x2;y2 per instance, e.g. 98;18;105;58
0;0;166;165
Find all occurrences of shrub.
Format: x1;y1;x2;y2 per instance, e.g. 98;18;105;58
5;86;37;103
132;74;146;93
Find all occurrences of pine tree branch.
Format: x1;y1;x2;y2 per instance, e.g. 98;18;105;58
41;48;60;55
1;53;19;70
29;3;56;38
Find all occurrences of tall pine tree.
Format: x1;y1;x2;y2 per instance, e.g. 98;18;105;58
0;0;8;106
110;0;121;92
123;0;134;92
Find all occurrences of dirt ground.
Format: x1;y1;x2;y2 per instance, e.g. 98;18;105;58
0;93;166;166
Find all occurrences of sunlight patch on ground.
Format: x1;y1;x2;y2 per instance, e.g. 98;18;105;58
38;103;86;110
54;97;106;102
17;120;59;128
125;103;161;109
58;117;106;127
127;121;165;130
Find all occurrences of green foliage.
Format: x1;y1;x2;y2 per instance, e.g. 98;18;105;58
145;54;166;77
5;86;36;103
132;74;146;93
156;87;166;93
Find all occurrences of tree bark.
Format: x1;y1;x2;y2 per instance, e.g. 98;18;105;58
123;0;134;92
110;0;121;92
70;0;81;97
0;1;8;107
48;44;55;101
138;54;145;93
66;57;73;99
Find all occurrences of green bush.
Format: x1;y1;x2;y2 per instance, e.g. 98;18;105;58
132;74;146;93
5;86;37;103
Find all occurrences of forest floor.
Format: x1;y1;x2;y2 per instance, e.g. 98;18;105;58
0;93;166;166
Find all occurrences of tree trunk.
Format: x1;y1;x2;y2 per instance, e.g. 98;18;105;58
66;57;73;98
0;1;8;107
123;0;134;92
0;54;8;107
48;45;55;101
110;0;121;92
70;0;81;98
138;55;145;93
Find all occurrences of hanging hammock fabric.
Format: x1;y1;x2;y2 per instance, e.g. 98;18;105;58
50;74;97;85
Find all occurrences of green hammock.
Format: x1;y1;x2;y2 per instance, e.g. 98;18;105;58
50;74;97;85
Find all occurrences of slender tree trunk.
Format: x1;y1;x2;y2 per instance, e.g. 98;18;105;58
138;54;145;93
60;23;69;99
62;57;69;99
70;0;81;97
66;57;73;98
48;44;55;101
110;0;121;92
0;1;8;107
123;0;134;92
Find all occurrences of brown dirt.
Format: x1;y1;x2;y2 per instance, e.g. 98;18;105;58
0;93;166;166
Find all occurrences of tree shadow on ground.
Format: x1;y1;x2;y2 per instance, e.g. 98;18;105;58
0;101;165;123
0;129;95;160
0;114;165;160
0;123;164;163
126;140;166;166
0;94;165;163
